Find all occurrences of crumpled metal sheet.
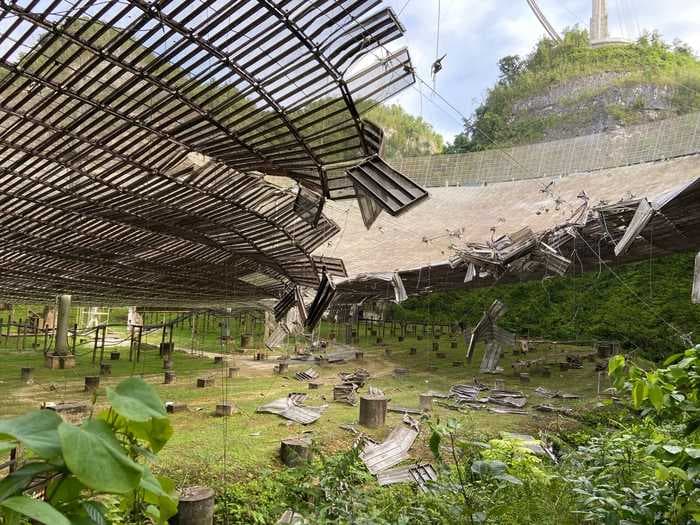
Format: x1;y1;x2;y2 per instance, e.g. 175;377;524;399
276;510;306;525
360;416;420;474
294;368;319;381
256;394;327;425
265;322;290;350
376;463;437;492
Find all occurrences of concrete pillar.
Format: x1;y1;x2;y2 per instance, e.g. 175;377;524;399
55;295;71;355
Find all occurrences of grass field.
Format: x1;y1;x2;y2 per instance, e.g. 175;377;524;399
0;320;611;488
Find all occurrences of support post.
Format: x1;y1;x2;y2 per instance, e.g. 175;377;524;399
55;295;71;356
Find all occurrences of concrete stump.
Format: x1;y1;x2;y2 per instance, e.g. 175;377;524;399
409;347;417;355
215;403;234;417
240;334;252;348
280;438;312;467
355;351;364;360
110;352;120;361
45;354;76;369
164;371;176;384
228;367;239;378
417;335;423;341
84;376;100;392
274;362;289;375
519;373;530;384
213;356;225;365
398;335;404;342
394;367;409;377
166;402;187;414
359;395;388;428
419;393;434;411
432;342;439;352
100;363;112;376
163;358;174;370
384;348;392;357
376;336;383;344
20;367;33;383
172;486;215;525
197;377;214;388
436;352;446;359
450;341;458;349
308;382;322;390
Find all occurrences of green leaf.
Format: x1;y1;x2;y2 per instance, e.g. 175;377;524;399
81;501;108;525
662;353;683;366
58;420;142;494
471;460;507;477
140;467;178;523
647;383;664;411
0;462;57;502
125;417;173;454
106;377;166;422
0;410;62;459
662;445;683;455
685;448;700;459
608;355;625;375
46;476;84;506
631;381;647;409
0;495;71;525
0;441;16;455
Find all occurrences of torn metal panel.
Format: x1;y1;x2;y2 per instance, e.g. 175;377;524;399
368;386;385;397
275;287;297;322
276;510;306;525
360;416;420;474
339;369;370;387
694;252;700;304
347;155;429;220
376;464;437;492
614;198;654;256
410;464;439;493
265;323;290;350
534;387;580;399
294;369;319;381
312;256;348;278
355;183;384;229
294;186;325;227
305;272;336;330
256;395;327;425
387;406;422;415
376;465;414;486
479;342;503;373
487;395;527;409
323;348;358;363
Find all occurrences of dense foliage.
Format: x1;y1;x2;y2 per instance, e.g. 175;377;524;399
366;103;444;159
446;29;700;152
0;378;176;524
388;251;700;362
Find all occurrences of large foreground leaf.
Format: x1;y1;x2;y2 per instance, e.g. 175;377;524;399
0;410;62;459
0;495;71;525
58;420;142;494
106;378;166;422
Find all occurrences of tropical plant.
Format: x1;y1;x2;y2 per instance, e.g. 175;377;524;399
0;377;177;524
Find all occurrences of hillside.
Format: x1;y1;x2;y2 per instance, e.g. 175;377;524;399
447;29;700;152
366;103;444;159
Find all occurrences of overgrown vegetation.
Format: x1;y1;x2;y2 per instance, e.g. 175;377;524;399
210;346;699;524
388;251;700;362
447;28;700;152
0;377;177;524
366;103;444;159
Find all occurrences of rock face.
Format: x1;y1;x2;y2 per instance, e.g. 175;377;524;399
508;72;678;142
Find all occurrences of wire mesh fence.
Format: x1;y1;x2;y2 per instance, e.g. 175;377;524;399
392;112;700;187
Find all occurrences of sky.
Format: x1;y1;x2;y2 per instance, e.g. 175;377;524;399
378;0;700;143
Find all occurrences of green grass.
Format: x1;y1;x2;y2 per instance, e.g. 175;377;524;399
0;320;609;488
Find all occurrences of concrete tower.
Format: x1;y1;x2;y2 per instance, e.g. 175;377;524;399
590;0;609;43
